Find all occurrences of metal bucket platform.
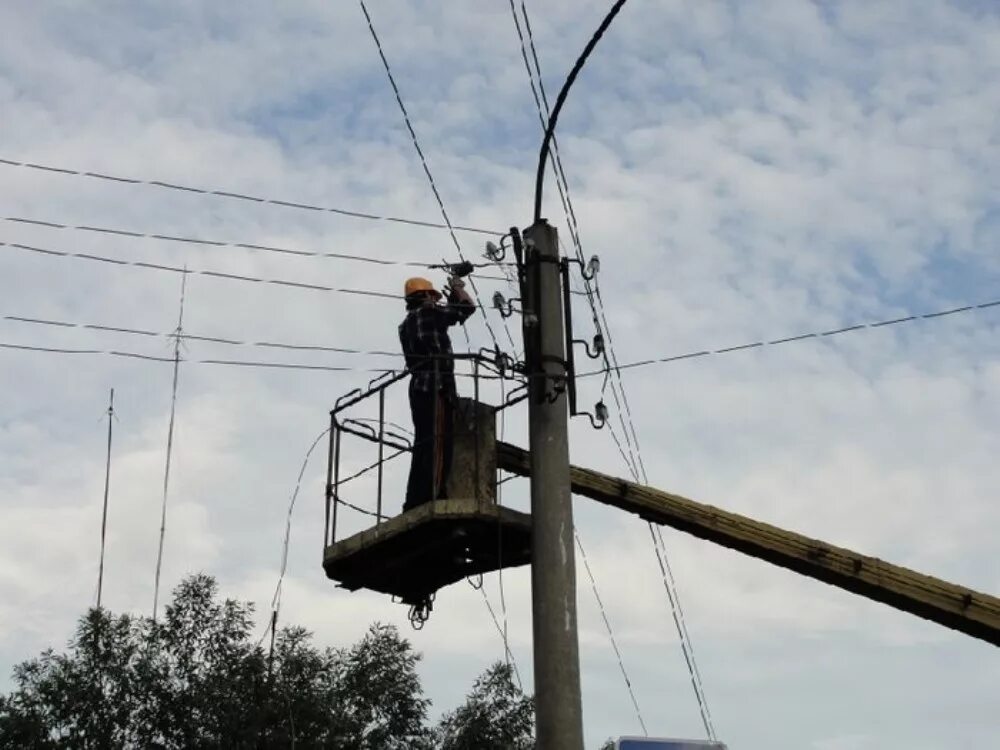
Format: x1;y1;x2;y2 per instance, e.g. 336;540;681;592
323;499;531;605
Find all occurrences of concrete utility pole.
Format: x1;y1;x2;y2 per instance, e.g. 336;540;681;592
521;219;585;750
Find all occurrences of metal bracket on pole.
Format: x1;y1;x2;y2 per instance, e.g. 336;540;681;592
560;257;607;428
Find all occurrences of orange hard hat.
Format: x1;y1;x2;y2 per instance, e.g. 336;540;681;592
404;277;441;299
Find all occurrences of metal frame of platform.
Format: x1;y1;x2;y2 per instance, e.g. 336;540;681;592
323;499;531;605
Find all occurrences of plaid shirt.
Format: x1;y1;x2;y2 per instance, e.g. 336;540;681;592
399;293;475;394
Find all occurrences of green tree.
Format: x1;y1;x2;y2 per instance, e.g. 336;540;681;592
435;662;534;750
0;574;557;748
0;575;436;748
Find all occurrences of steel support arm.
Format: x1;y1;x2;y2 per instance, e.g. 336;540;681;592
497;441;1000;646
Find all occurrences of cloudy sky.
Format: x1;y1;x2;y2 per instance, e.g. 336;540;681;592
1;1;998;747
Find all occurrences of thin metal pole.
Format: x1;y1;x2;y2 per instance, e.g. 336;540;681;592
96;387;114;609
523;220;584;750
325;414;335;548
432;358;440;502
153;270;187;620
376;390;385;527
473;360;480;506
332;426;341;544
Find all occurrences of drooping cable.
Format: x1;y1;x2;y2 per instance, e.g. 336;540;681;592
533;0;630;222
2;215;511;280
0;156;502;237
2;238;399;299
511;1;644;485
5;295;998;375
575;529;648;734
515;1;714;731
358;0;517;354
259;427;332;648
478;586;523;691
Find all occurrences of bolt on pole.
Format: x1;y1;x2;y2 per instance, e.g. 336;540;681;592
522;219;585;750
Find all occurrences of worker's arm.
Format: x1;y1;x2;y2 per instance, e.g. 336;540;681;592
439;276;476;326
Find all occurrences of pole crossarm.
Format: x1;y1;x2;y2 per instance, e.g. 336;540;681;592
496;441;1000;647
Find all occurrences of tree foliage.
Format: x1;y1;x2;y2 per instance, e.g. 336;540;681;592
435;661;534;750
0;574;534;749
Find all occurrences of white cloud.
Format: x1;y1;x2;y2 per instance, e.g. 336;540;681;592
1;1;998;748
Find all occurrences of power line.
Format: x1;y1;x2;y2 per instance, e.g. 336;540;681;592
0;313;524;382
0;340;353;371
0;156;502;237
513;2;714;736
533;0;629;222
2;238;398;299
0;338;515;380
357;0;517;355
264;427;331;650
510;0;649;736
647;523;715;740
512;2;586;267
511;0;645;490
478;585;524;692
578;297;1000;376
2;215;512;281
3;313;403;357
7;295;996;377
575;529;647;735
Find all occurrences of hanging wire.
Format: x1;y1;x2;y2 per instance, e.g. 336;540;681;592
532;0;629;221
510;0;651;730
4;296;998;376
648;524;715;740
258;427;332;648
357;0;518;355
513;1;716;737
478;586;523;691
1;215;512;280
575;529;648;734
0;156;502;236
2;238;399;299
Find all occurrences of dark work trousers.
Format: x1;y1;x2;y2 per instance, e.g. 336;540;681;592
404;387;454;511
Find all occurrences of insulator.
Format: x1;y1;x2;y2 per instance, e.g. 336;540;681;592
595;400;609;423
587;254;600;277
485;240;501;260
492;291;505;310
593;333;605;355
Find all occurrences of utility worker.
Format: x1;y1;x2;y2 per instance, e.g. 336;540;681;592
399;274;476;511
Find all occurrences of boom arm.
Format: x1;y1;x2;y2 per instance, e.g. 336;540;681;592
497;442;1000;646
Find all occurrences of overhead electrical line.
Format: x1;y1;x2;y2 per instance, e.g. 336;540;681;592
2;216;512;280
0;156;501;237
578;298;1000;376
532;0;629;222
6;295;997;376
513;0;720;737
2;238;399;300
358;0;517;355
3;313;402;357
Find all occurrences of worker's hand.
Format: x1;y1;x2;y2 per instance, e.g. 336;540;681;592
448;275;466;291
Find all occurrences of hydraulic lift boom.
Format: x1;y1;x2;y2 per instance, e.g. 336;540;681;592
497;442;1000;646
